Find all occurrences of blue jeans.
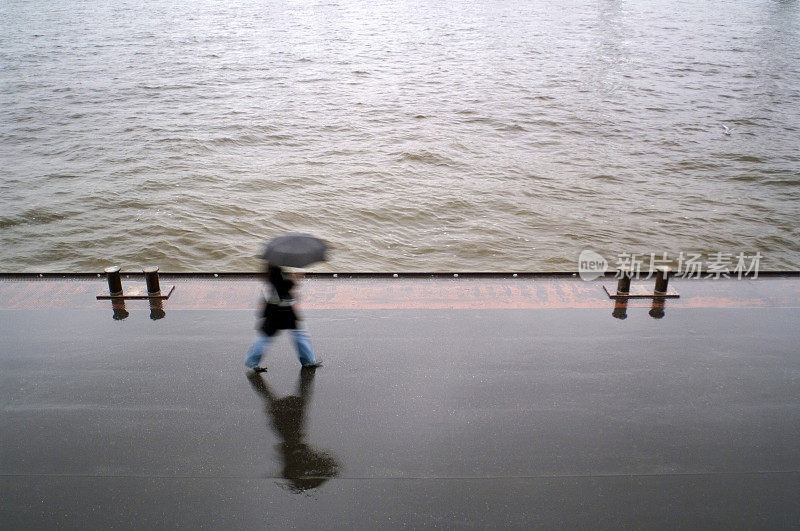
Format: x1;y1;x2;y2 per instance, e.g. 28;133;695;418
245;327;316;368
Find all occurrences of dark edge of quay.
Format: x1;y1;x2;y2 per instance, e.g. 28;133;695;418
0;271;798;280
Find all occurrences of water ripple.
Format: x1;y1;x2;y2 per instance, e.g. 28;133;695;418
1;0;799;271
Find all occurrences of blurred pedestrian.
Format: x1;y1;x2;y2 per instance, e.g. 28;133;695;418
245;262;322;372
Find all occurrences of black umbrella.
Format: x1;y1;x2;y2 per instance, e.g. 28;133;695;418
260;233;328;268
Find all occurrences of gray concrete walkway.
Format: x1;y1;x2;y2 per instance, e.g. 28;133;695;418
1;275;799;528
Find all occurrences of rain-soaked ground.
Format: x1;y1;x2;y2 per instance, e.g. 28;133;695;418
1;274;800;527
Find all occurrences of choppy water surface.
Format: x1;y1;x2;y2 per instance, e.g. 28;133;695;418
1;0;799;272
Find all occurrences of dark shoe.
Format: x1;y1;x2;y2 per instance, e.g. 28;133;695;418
302;360;323;369
246;365;267;374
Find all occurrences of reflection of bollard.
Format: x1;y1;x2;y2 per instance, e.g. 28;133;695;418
649;297;666;319
616;267;632;294
654;266;671;294
144;266;161;295
612;298;628;320
105;266;123;296
149;298;166;321
112;299;129;321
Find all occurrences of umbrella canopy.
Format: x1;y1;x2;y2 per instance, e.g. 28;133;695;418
260;233;328;268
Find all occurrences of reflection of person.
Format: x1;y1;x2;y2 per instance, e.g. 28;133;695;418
246;263;321;372
247;369;339;492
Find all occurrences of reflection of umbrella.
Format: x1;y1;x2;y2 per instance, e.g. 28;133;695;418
260;233;328;268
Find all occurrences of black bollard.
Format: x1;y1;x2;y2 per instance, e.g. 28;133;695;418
143;266;161;295
105;266;123;296
654;266;670;294
616;267;632;294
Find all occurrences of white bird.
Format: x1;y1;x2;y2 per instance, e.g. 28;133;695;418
722;125;732;135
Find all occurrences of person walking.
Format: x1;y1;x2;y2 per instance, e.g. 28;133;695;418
246;263;322;372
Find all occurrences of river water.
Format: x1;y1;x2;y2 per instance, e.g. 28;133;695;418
1;0;798;272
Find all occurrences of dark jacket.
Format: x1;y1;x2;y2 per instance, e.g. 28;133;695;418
260;265;299;336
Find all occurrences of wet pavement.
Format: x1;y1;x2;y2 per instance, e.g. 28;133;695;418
2;275;800;528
